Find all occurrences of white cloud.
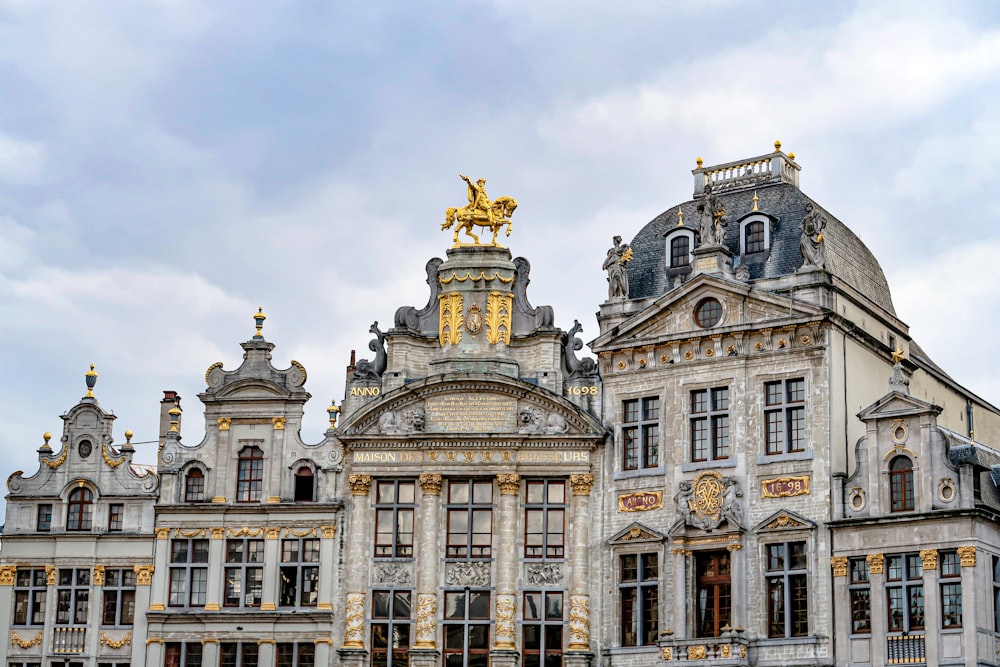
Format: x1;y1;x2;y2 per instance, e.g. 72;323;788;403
0;132;44;185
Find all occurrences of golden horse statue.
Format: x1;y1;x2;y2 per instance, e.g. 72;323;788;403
442;175;518;247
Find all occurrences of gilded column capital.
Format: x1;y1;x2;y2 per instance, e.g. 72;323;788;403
133;565;154;585
93;565;106;585
272;417;286;431
919;549;938;570
726;543;743;552
957;545;977;567
569;473;595;496
497;473;520;495
866;553;884;575
830;556;848;577
217;417;232;431
419;473;443;496
210;527;225;539
0;565;15;585
45;565;56;585
321;525;337;539
155;527;171;540
349;474;373;496
265;527;281;540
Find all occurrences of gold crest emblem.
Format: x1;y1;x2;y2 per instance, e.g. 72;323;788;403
466;304;484;335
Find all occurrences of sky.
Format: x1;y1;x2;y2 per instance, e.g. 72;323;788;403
3;0;1000;503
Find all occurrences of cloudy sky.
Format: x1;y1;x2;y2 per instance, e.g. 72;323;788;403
2;0;1000;499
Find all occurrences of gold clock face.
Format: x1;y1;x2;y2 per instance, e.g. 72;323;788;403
466;305;483;335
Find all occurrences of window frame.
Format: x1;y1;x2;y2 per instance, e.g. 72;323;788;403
36;503;52;532
848;557;871;635
738;213;772;256
293;465;316;502
695;550;732;638
165;642;203;667
66;487;94;531
12;568;47;626
168;538;209;608
524;480;567;560
889;456;915;512
764;541;809;638
619;553;658;647
446;479;494;560
277;642;315;667
56;567;91;626
374;480;416;559
885;553;924;633
665;228;695;275
236;446;265;503
224;539;265;608
523;590;565;666
764;378;806;456
219;642;259;667
442;589;491;667
690;387;730;463
370;589;412;667
940;550;962;629
101;568;136;627
184;467;206;503
622;397;660;472
279;537;320;607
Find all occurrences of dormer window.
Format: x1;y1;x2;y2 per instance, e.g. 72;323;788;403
237;446;264;503
184;468;205;503
294;466;315;502
67;487;93;531
739;214;773;257
889;456;915;512
665;228;695;273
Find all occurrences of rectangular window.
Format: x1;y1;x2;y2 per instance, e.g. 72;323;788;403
764;378;806;455
164;642;203;667
670;235;690;268
370;590;412;667
56;568;90;625
279;538;320;607
849;558;871;634
524;480;566;559
886;553;924;632
36;504;52;532
690;387;729;462
12;568;47;626
940;551;962;628
622;397;660;471
695;551;731;638
375;480;416;558
168;539;209;607
107;504;124;532
765;542;808;638
101;568;136;626
220;642;259;667
619;554;658;647
277;643;315;667
225;539;264;608
443;590;491;667
523;591;564;667
446;480;494;559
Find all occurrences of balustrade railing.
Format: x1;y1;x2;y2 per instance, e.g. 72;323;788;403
693;147;800;196
52;626;87;653
886;633;926;664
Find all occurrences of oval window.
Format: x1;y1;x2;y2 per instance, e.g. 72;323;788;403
694;298;723;328
78;439;93;458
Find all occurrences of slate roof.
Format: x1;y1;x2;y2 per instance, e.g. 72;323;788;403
625;181;896;316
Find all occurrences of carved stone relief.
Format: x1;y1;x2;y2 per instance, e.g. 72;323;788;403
517;405;568;434
373;563;413;586
445;562;491;587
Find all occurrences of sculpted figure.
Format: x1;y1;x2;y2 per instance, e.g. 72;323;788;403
463;175;494;225
443;175;518;246
674;480;695;526
720;477;747;529
603;235;633;300
697;184;727;246
800;202;828;270
562;319;598;379
353;322;387;381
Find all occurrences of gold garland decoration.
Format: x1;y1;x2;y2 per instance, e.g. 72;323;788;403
101;630;132;649
102;444;126;468
42;447;68;469
11;630;43;648
439;271;514;284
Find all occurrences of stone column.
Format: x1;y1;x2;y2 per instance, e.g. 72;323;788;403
149;528;171;610
412;474;443;667
314;638;333;667
258;639;276;667
866;553;886;667
205;528;225;611
317;525;337;611
727;543;745;631
145;638;164;667
566;473;595;667
131;564;154;656
0;566;15;665
202;638;220;667
919;549;939;667
830;556;850;664
213;417;232;503
490;473;520;667
958;546;977;667
672;548;688;639
339;474;373;667
261;527;281;610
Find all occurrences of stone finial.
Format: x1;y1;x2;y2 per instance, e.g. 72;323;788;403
419;473;442;496
774;140;782;152
40;432;52;451
348;474;373;496
327;400;340;429
85;363;98;398
168;407;181;433
253;307;267;339
696;157;703;168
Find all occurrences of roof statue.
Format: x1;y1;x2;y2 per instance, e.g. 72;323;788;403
442;174;518;247
602;235;633;300
799;202;828;271
696;184;727;246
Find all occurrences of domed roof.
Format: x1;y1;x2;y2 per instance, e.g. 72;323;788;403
625;153;896;316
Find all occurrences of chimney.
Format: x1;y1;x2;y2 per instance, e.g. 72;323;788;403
159;391;182;440
345;350;357;393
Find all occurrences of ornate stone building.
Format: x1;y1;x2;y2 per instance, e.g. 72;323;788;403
5;151;1000;667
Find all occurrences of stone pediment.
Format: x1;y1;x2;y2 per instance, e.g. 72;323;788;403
755;509;816;533
858;391;941;422
339;374;605;441
609;522;665;545
592;273;824;351
200;339;310;404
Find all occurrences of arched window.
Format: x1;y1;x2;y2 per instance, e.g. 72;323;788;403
237;446;264;503
670;236;690;268
185;468;205;503
744;221;765;254
889;456;915;512
294;466;315;502
67;487;94;531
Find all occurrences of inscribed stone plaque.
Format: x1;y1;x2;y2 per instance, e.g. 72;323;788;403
425;394;517;433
